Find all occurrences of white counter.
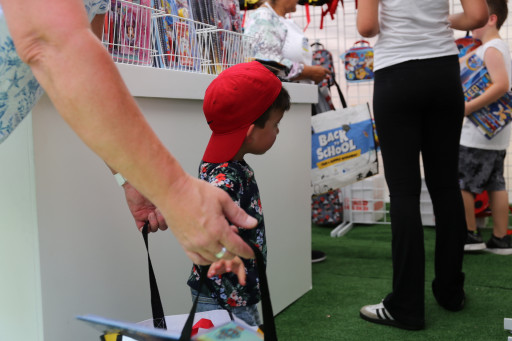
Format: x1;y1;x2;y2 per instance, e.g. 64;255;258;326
0;64;316;340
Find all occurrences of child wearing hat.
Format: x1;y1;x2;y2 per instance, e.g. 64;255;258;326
187;61;290;326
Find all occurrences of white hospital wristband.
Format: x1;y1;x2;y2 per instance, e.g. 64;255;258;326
114;173;127;187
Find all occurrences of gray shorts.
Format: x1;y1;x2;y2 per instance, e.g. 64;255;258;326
458;145;506;194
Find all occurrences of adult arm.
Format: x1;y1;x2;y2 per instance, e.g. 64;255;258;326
449;0;488;31
92;20;167;233
294;65;331;84
0;0;256;264
465;47;510;115
357;0;380;38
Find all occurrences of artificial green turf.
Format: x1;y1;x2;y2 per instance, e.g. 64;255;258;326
274;224;512;340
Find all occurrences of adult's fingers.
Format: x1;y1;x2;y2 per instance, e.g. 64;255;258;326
155;209;168;231
186;250;212;266
220;227;255;260
221;194;258;230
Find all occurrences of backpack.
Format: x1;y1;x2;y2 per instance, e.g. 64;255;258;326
455;35;482;58
312;188;344;226
311;41;347;114
298;0;342;30
342;40;374;82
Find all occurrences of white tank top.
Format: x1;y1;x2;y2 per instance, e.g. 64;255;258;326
374;0;459;71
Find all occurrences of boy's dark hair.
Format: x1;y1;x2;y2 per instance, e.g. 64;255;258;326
487;0;508;29
253;87;291;128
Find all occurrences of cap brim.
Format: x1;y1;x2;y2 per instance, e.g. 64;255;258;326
202;125;251;163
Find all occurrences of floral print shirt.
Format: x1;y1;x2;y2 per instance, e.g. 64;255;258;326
187;160;267;307
244;3;303;80
0;0;109;143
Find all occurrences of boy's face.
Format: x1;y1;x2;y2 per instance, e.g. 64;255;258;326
249;109;285;155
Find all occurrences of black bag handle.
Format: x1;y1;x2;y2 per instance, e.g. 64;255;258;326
179;242;277;341
141;222;167;330
142;221;277;340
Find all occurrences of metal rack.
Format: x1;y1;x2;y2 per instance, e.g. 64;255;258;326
101;0;254;75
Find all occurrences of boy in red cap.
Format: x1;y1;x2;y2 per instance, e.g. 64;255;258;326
187;61;290;326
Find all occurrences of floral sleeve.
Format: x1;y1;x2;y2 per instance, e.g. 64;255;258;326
244;7;303;80
200;162;242;208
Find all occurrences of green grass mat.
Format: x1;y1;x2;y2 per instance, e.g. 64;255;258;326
274;224;512;340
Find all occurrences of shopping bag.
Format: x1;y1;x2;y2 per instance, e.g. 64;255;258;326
311;103;378;192
341;40;374;82
78;222;274;340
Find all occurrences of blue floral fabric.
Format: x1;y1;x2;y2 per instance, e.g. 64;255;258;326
188;160;267;308
0;0;109;143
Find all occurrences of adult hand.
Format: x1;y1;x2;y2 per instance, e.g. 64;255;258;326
161;173;257;265
208;256;247;286
122;183;168;232
302;65;332;84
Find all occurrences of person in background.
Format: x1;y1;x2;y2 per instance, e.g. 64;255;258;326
244;0;330;263
0;0;257;265
459;0;512;255
357;0;488;330
187;61;290;326
244;0;330;84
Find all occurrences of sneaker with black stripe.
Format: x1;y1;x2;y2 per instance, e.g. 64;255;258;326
484;234;512;255
359;301;423;330
464;229;486;251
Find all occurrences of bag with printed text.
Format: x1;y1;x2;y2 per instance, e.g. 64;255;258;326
311;103;378;191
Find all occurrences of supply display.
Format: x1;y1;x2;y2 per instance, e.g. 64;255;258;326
102;0;253;74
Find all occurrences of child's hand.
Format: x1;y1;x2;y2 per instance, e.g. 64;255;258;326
208;256;247;286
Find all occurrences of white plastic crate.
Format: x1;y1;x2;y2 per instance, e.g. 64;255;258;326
346;175;386;224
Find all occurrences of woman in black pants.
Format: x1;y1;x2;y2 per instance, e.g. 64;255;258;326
356;0;489;330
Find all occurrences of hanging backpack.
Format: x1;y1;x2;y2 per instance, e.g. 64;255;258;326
298;0;343;30
342;40;374;83
455;32;482;58
311;41;347;115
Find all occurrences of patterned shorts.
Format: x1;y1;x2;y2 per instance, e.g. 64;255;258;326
458;145;506;193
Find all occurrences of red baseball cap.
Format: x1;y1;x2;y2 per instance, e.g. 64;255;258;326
202;61;282;163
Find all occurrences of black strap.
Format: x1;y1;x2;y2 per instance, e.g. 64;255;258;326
142;225;277;340
141;222;167;330
333;78;347;108
180;243;277;341
179;265;210;341
246;242;277;341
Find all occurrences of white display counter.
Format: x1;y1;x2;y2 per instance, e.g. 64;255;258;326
0;64;316;340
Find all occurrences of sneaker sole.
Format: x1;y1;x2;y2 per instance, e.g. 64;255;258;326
464;243;486;251
484;248;512;255
359;312;424;330
312;255;327;263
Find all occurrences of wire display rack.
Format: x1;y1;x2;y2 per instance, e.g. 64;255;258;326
101;0;254;75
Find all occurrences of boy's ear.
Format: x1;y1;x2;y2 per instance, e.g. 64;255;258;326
246;124;256;140
489;13;498;26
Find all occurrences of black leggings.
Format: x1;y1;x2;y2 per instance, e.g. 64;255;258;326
373;56;467;326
